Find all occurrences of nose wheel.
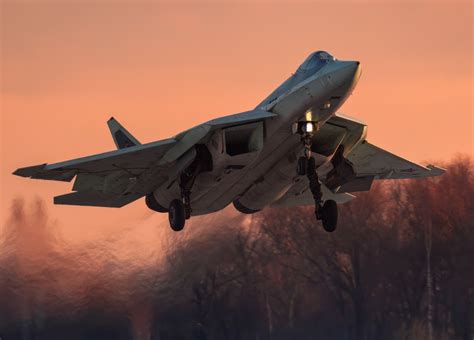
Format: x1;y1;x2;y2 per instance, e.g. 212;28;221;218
296;120;338;232
319;199;338;232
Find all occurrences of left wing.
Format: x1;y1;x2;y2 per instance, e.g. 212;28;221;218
322;114;445;193
273;113;445;207
272;183;356;207
346;141;445;180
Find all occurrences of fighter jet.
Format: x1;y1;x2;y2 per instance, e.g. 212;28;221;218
14;51;445;232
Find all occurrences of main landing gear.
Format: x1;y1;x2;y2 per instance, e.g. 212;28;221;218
167;163;198;232
169;199;186;231
168;145;213;232
296;121;338;232
145;193;186;231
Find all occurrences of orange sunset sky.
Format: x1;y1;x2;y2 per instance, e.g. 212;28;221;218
1;1;472;234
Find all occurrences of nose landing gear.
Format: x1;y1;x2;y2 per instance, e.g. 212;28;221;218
296;120;338;232
319;199;338;232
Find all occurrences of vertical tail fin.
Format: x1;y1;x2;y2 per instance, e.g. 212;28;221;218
107;117;141;149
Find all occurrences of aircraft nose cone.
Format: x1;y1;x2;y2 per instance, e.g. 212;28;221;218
331;61;361;88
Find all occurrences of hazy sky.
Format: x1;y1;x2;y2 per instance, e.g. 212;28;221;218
1;1;472;231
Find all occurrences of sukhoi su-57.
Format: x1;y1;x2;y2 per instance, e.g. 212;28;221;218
14;51;444;232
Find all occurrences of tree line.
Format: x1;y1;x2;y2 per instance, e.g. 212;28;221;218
1;156;473;339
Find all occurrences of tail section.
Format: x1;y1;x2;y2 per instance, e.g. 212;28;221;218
107;117;141;149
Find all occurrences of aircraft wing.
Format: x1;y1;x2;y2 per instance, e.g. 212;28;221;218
321;113;445;193
272;183;356;207
346;141;445;180
273;142;444;208
274;113;445;207
13;109;276;207
13;139;177;182
13;139;178;207
320;113;445;181
323;140;445;194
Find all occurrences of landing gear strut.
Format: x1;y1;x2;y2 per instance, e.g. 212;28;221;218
168;145;213;232
167;162;200;232
296;121;338;232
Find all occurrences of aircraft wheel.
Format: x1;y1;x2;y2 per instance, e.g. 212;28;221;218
169;199;185;231
307;156;316;174
321;199;338;232
297;157;307;176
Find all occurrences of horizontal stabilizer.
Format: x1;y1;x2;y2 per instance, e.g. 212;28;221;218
107;117;141;149
54;191;143;207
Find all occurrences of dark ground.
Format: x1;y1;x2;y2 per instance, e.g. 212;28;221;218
1;156;473;340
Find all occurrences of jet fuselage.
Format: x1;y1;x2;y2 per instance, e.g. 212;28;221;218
154;52;361;214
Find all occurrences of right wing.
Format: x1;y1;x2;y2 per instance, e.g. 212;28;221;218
13;110;276;207
13;138;176;182
13;138;178;207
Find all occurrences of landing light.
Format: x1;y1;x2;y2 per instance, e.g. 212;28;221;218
295;121;317;135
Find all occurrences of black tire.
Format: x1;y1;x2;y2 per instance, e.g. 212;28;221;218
297;157;307;176
145;193;168;213
169;199;185;231
307;156;316;175
321;200;338;232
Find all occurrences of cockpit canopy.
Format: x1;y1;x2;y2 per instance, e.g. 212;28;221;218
297;51;335;73
256;50;337;108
